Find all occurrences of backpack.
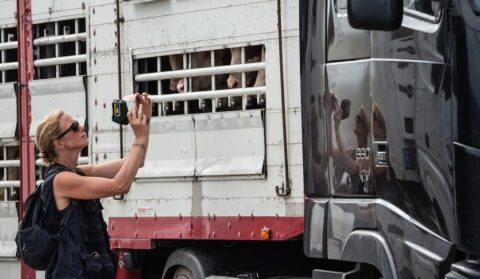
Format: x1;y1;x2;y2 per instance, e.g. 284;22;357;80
15;176;73;270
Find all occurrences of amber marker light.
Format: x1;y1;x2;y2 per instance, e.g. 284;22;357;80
261;226;271;240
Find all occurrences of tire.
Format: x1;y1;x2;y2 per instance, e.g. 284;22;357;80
173;266;194;279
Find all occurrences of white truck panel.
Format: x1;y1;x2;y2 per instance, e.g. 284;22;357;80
90;53;119;75
265;110;303;144
103;165;305;218
31;1;86;22
195;110;265;177
121;2;278;51
0;202;17;257
136;115;196;178
90;23;118;53
267;143;303;167
87;74;120;131
88;4;117;26
0;84;16;140
0;1;16;26
29;76;87;137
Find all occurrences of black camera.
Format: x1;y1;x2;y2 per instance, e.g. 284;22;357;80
112;99;129;125
340;99;351;120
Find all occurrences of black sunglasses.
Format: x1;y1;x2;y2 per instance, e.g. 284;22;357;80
57;120;80;139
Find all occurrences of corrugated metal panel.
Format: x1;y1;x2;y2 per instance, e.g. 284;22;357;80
0;84;16;140
29;76;86;136
194;110;265;176
136;115;196;178
0;202;18;257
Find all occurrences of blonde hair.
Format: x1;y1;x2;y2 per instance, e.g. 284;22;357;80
35;110;64;165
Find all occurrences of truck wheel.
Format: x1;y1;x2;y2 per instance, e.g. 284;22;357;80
162;247;230;279
173;266;194;279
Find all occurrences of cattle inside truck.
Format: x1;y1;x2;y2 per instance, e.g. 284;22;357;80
2;0;480;278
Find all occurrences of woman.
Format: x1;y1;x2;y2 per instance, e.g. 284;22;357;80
327;93;371;194
35;93;152;278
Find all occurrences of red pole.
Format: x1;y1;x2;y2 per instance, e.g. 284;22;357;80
16;0;36;278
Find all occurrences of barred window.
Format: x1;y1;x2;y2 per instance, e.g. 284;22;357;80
134;45;266;116
33;18;87;79
0;145;19;201
0;27;18;84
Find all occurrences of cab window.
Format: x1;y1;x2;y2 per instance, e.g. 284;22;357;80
403;0;441;17
473;0;480;14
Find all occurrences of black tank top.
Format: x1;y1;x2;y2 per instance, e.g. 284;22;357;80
41;163;116;279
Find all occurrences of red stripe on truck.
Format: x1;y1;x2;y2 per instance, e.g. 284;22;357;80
108;216;303;249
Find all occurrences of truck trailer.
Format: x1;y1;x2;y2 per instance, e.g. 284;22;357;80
0;0;479;278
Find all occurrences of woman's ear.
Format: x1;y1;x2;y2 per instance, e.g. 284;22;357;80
53;139;65;151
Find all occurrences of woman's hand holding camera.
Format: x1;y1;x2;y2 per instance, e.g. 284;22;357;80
127;93;151;145
135;92;152;123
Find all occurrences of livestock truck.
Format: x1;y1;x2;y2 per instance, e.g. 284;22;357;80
0;0;479;278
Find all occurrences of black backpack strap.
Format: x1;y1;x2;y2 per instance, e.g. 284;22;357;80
42;163;81;235
56;201;76;236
